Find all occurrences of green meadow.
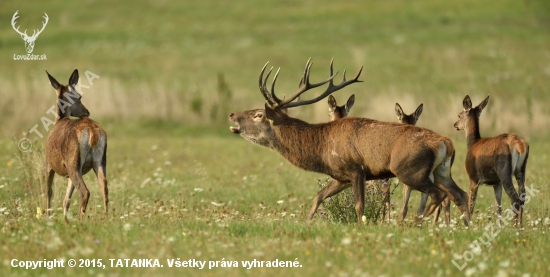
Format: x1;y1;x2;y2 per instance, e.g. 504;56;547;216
1;0;549;276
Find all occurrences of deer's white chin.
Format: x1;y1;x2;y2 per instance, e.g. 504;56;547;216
230;126;240;134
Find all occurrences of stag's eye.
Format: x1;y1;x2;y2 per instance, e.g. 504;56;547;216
254;113;263;119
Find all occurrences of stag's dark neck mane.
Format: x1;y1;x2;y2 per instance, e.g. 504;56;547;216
270;116;332;173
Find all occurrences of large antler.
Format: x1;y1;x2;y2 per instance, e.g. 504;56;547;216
259;58;363;110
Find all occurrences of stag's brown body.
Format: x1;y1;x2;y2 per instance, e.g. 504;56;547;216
455;95;528;226
229;59;470;225
45;69;108;219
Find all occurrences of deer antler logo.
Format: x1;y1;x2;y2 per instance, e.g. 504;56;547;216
11;11;49;54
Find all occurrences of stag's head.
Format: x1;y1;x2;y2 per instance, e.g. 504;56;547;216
46;69;90;119
229;58;363;148
454;95;489;130
327;94;355;121
395;103;423;125
11;11;49;54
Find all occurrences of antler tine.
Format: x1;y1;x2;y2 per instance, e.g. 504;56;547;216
280;63;363;110
259;62;276;105
270;67;283;104
275;59;337;108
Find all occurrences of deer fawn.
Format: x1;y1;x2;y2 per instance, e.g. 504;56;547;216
454;95;529;227
45;69;108;219
229;58;470;225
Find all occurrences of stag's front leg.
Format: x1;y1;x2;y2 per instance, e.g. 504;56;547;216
352;173;366;224
307;179;350;220
381;179;391;223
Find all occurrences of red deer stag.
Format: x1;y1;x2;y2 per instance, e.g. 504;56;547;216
45;69;108;219
229;58;470;225
454;95;529;227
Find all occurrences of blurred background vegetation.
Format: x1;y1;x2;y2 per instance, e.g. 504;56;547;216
1;0;549;139
1;2;550;275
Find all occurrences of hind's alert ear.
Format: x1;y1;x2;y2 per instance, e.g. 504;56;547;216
395;103;404;120
328;95;337;111
478;95;490;113
463;95;473;110
69;69;79;87
414;103;423;120
345;94;355;113
46;70;61;91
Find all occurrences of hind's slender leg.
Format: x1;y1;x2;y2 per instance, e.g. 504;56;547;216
93;164;109;215
68;170;90;220
45;167;55;218
493;184;503;216
63;179;75;216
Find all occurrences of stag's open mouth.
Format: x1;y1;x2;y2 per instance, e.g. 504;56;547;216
230;125;240;134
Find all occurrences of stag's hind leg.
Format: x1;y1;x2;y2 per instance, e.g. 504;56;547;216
433;167;470;226
307;179;350;220
419;186;447;221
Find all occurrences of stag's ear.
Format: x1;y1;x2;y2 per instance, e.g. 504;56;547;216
414;103;423;120
463;95;473;110
46;70;61;91
395;103;404;120
265;104;283;124
345;94;355;113
68;69;79;87
477;95;490;113
328;95;337;111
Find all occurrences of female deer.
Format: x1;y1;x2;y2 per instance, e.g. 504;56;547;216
454;95;528;226
45;69;108;219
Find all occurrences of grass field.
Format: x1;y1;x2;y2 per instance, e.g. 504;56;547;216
1;0;550;276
